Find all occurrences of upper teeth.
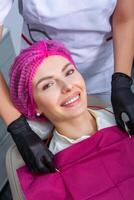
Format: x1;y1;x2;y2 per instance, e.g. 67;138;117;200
64;95;79;105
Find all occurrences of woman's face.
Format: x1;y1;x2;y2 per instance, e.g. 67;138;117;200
32;55;87;123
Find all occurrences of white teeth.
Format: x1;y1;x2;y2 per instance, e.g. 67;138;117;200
64;95;80;105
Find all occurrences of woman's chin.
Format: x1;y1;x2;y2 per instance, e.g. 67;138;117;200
62;104;87;119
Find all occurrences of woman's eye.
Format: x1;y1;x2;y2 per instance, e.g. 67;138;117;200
66;69;75;76
42;82;54;90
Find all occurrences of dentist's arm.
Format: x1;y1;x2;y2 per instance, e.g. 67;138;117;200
0;72;21;124
111;0;134;134
0;0;55;173
0;72;55;173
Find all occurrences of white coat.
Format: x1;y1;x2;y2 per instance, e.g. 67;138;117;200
0;0;117;95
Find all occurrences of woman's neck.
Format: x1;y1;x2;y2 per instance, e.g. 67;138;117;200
54;110;97;139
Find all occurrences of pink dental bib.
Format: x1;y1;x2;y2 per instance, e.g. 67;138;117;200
17;126;134;200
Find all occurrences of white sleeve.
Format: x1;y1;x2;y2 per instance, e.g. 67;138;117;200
0;0;13;25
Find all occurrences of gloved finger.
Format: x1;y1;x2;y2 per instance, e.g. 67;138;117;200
45;161;56;172
121;107;134;134
126;121;134;135
32;146;55;172
41;151;56;172
21;150;47;173
47;149;54;160
40;156;55;172
17;148;34;172
126;107;134;123
34;156;51;173
23;153;42;173
41;156;56;172
115;115;126;132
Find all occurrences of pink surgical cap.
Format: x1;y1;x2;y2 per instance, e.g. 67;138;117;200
9;40;75;120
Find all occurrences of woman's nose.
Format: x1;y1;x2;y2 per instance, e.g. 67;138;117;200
61;81;73;94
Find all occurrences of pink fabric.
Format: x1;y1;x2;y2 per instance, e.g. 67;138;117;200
17;126;134;200
9;40;75;120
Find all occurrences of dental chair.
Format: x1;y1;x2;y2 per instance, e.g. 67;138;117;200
6;145;25;200
6;96;109;200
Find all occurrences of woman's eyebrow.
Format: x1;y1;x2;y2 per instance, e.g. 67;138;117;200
36;63;72;87
36;76;53;87
61;62;71;72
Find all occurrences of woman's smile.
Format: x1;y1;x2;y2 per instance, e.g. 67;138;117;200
61;92;81;108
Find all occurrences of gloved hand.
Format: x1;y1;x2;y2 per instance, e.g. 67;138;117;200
7;115;55;173
111;72;134;135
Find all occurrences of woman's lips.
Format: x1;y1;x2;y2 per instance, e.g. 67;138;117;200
61;92;81;107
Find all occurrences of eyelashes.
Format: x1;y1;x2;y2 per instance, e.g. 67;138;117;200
41;68;75;90
42;82;54;90
65;69;75;76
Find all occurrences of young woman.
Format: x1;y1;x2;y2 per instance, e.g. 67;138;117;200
0;0;134;173
9;40;134;199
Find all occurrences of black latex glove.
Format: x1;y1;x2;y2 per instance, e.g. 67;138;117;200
7;115;55;173
111;72;134;135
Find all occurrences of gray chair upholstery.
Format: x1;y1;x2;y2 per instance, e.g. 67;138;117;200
6;144;25;200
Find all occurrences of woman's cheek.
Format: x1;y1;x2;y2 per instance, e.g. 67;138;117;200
38;89;59;108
